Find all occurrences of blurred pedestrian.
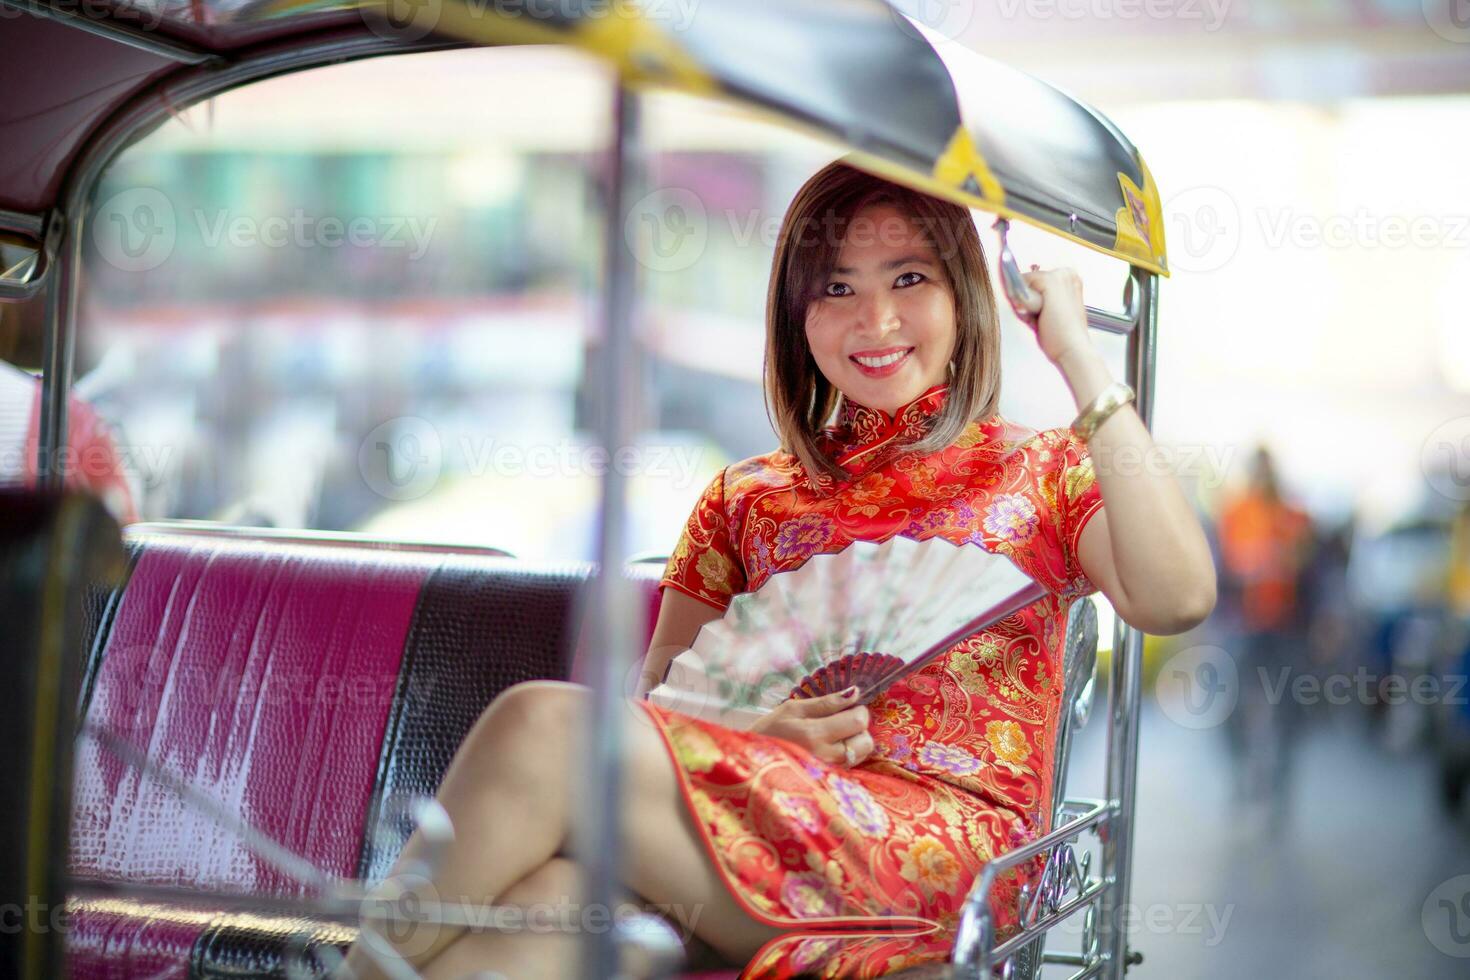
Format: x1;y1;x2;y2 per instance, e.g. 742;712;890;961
1216;444;1313;824
0;359;139;524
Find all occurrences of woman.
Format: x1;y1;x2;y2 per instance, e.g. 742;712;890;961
343;161;1216;979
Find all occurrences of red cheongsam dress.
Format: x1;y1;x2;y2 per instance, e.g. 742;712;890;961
640;381;1106;977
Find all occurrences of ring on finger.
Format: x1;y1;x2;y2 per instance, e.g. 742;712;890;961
843;738;858;767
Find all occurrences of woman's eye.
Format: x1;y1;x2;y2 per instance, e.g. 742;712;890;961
824;282;852;297
894;271;926;288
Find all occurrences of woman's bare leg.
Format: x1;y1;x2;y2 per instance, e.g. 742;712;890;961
417;857;585;980
341;681;781;978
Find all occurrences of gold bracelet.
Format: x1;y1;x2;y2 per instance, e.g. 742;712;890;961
1071;381;1135;442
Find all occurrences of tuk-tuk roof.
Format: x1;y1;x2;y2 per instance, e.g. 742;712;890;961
0;0;1166;274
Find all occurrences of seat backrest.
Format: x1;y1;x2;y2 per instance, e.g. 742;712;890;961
66;524;665;976
73;526;667;889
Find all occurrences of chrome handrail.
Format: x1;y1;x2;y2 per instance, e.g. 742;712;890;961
123;521;518;558
992;217;1143;336
951;796;1112;977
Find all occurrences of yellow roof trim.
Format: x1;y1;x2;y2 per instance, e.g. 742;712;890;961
262;0;1169;275
933;127;1006;207
1112;157;1168;274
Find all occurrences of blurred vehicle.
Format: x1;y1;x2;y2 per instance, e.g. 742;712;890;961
1431;500;1470;814
1347;487;1458;756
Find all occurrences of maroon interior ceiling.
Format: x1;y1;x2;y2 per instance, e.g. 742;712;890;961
0;4;368;215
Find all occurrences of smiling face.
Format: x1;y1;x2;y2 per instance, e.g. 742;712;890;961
803;202;958;415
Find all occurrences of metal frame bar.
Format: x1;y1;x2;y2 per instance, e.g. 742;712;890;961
0;208;53;301
1097;270;1159;974
951;797;1111;973
37;211;81;489
0;0;216;64
949;269;1158;979
0;207;46;238
123;520;517;557
578;78;644;980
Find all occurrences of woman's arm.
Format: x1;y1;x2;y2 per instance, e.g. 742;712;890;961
638;588;724;698
1023;268;1218;636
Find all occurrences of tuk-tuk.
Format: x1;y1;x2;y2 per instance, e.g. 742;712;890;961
0;1;1169;976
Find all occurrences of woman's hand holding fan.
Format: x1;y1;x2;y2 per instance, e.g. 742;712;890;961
747;686;875;767
646;535;1045;731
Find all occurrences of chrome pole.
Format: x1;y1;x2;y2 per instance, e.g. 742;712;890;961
1098;270;1158;975
578;79;645;979
37;208;82;491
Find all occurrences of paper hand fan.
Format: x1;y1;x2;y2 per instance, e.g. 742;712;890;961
646;535;1045;730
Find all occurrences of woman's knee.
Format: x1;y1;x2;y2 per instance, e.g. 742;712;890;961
468;680;585;758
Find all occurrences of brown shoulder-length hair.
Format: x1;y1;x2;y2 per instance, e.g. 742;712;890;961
764;159;1003;489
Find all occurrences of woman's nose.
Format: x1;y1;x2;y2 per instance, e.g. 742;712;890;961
854;291;901;336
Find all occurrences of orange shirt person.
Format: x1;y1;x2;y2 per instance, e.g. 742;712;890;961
1218;446;1311;634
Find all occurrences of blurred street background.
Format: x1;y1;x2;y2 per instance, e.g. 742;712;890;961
3;1;1470;974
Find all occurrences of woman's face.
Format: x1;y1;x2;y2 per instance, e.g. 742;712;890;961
804;202;957;416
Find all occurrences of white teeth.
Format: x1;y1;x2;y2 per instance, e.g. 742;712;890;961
853;349;910;368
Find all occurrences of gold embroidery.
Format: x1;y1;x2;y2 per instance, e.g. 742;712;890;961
899;836;962;897
672;725;723;774
985;720;1032;774
1063;457;1096;505
842;472;897;518
695;547;737;596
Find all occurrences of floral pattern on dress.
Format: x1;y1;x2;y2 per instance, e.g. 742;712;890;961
649;381;1107;974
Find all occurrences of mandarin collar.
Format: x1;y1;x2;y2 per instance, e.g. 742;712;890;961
837;382;951;448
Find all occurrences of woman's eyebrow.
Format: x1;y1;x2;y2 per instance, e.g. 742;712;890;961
832;253;938;275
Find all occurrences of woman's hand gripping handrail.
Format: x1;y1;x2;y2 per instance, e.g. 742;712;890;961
992;217;1142;336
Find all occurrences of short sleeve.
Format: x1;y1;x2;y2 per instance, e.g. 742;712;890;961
659;466;747;612
1031;427;1106;597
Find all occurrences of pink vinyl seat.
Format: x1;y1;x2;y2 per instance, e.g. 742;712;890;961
64;523;674;979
